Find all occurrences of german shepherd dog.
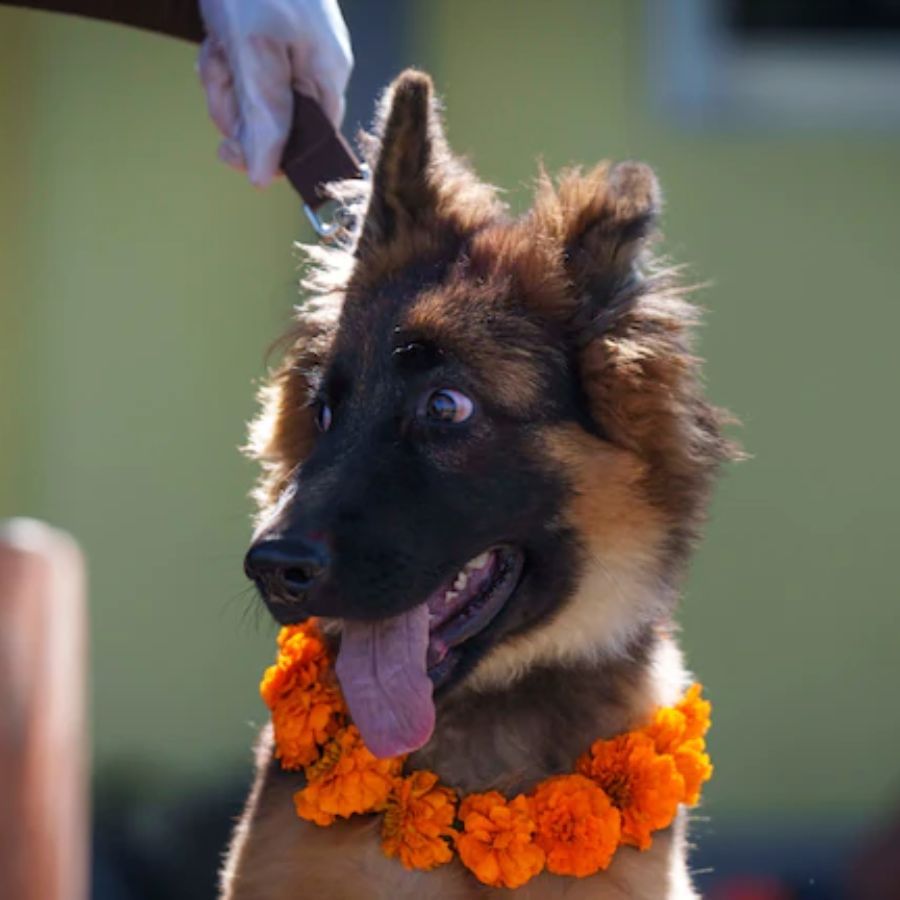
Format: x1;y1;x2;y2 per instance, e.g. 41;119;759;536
221;70;734;899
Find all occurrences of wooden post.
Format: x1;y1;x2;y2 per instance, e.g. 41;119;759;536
0;519;88;900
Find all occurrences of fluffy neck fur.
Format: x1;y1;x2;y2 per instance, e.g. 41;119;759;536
412;623;687;796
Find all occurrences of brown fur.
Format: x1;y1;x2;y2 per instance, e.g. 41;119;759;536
223;69;736;898
350;71;503;289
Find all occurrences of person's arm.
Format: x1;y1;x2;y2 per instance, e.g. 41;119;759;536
1;0;203;42
197;0;353;186
3;0;354;189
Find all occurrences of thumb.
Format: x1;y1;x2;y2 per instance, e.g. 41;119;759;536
233;40;293;188
240;103;291;187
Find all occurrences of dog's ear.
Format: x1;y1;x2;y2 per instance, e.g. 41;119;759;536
539;162;661;331
355;70;445;260
536;163;736;526
354;70;501;269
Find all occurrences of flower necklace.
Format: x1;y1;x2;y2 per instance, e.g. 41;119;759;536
260;620;712;890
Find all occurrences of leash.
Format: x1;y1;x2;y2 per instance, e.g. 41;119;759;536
22;5;369;240
280;91;367;240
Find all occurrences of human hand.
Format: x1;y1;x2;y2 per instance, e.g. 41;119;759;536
198;0;353;187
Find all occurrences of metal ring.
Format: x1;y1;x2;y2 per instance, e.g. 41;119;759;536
303;164;371;241
304;204;343;239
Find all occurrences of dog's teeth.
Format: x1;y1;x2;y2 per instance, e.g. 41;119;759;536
468;552;490;571
445;590;458;602
453;572;468;591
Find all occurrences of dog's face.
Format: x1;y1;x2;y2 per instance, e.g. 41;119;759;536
245;71;731;756
251;263;586;686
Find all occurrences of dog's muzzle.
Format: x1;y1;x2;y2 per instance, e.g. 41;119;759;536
244;534;330;609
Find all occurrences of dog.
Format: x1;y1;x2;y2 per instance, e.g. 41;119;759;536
220;69;735;899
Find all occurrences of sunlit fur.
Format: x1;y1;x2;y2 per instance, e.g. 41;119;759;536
223;69;737;899
469;426;673;692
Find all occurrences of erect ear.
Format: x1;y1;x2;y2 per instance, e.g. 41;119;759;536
550;162;661;330
356;69;446;258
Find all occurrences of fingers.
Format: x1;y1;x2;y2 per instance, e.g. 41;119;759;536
197;0;354;188
235;38;295;187
199;36;291;186
218;138;247;171
242;112;289;188
199;39;249;175
198;39;240;141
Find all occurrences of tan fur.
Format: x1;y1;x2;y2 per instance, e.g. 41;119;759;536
224;68;735;899
470;425;672;691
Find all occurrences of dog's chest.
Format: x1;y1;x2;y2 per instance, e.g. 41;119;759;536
227;767;692;900
301;826;686;898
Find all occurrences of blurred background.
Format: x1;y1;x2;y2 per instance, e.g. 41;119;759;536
1;1;898;897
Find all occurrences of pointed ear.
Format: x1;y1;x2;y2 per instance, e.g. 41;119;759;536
357;69;445;257
551;162;661;328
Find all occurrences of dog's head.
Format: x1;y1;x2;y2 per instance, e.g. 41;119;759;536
245;71;734;757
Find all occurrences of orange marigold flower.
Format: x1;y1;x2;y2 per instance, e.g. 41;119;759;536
672;738;713;806
381;771;457;871
456;791;545;889
677;684;711;742
293;726;404;827
259;621;334;709
577;732;683;851
644;685;710;754
271;679;344;770
262;620;345;769
644;706;687;757
531;774;621;877
643;685;712;806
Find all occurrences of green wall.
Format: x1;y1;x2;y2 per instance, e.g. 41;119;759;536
0;9;286;791
2;2;899;824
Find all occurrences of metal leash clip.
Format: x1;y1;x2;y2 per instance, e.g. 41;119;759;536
303;164;371;241
282;92;367;242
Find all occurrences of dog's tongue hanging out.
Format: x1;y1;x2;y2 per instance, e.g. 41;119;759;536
335;606;435;759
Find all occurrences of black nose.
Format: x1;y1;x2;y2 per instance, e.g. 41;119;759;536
244;535;330;599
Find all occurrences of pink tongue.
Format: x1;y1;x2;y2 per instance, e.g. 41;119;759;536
335;605;435;759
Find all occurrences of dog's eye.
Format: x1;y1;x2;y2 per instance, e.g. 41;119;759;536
315;402;333;432
423;389;473;424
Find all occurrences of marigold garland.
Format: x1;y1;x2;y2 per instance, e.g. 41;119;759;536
261;620;713;889
644;682;713;806
293;724;404;826
382;771;458;870
260;624;345;770
576;732;684;851
456;792;546;889
531;774;621;877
